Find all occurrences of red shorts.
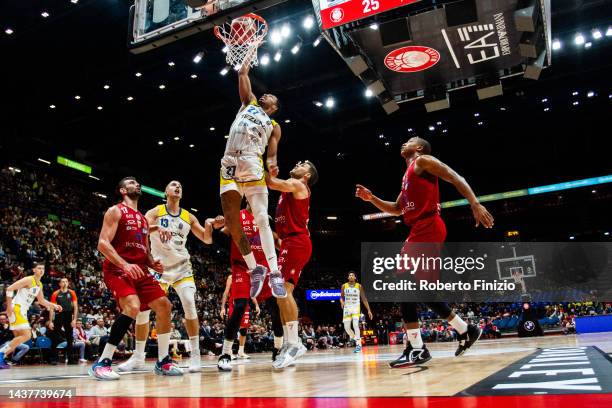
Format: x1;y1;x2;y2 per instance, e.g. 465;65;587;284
400;215;447;282
278;235;312;286
103;266;166;311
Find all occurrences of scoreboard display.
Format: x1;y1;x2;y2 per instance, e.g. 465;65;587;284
316;0;421;30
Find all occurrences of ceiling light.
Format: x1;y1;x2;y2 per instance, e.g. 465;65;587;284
37;158;51;165
499;107;506;111
74;95;81;100
190;74;198;79
442;129;448;133
584;42;592;49
224;135;229;139
126;96;134;101
474;113;480;117
477;121;484;125
189;144;195;148
325;97;335;108
71;0;79;3
260;54;270;66
220;67;229;76
572;91;579;96
378;134;384;139
291;43;301;54
314;101;323;107
365;89;373;98
436;121;442;125
89;175;100;181
49;104;56;109
222;46;228;53
592;29;602;40
210;127;215;131
174;136;180;141
326;216;337;220
428;125;435;131
158;141;164;145
407;128;413;132
280;24;291;38
573;101;579;106
270;30;282;45
607;27;612;37
543;107;550;112
284;119;291;123
190;208;198;212
303;15;314;29
135;72;142;77
159;84;166;89
541;98;548;103
369;23;379;30
104;84;110;90
274;51;282;62
41;12;50;18
313;36;321;47
574;33;585;45
569;235;575;240
587;91;595;98
97;106;103;110
552;39;561;50
5;28;14;35
193;51;204;63
168;61;175;66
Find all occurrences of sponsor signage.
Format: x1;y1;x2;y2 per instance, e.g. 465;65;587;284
57;156;92;174
141;185;165;198
306;289;342;301
317;0;421;30
459;346;612;395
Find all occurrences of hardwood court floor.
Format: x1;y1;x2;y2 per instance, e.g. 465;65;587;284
1;333;611;406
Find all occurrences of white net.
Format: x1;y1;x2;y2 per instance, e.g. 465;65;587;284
214;13;268;68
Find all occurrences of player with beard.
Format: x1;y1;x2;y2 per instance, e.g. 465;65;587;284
266;160;318;369
90;177;182;380
118;180;223;373
356;137;493;367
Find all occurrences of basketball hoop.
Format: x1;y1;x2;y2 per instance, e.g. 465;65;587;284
511;269;527;295
214;13;268;68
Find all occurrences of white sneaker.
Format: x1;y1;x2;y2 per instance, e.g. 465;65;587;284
273;343;304;369
237;351;250;359
117;352;146;372
217;354;232;371
188;355;201;372
79;358;88;363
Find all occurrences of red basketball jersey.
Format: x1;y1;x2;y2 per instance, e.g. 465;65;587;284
230;209;267;267
275;190;310;239
103;203;149;271
399;159;441;225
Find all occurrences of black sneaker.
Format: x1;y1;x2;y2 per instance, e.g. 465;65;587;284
272;347;280;362
389;344;431;368
455;324;482;357
217;353;232;371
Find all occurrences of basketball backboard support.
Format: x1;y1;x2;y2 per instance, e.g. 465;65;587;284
312;0;552;114
128;0;288;54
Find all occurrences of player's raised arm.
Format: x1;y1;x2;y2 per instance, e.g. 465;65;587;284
97;206;144;278
266;124;281;175
192;214;225;245
238;52;256;106
355;184;403;216
265;173;306;194
415;155;494;228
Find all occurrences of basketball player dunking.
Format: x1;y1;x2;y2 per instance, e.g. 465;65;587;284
91;177;182;380
266;160;318;369
219;51;286;300
340;271;373;353
356;137;494;367
118;180;222;373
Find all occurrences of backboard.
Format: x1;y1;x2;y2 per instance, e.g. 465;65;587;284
128;0;288;54
496;255;537;281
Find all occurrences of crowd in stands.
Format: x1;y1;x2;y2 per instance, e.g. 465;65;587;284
1;165;611;366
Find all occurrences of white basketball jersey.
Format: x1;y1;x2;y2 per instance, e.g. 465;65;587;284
225;102;275;156
11;276;42;310
150;205;192;267
343;283;361;308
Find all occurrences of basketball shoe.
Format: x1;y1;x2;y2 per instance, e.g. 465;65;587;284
117;351;146;372
89;358;120;380
455;324;482;356
389;344;431;368
248;265;268;298
154;355;183;376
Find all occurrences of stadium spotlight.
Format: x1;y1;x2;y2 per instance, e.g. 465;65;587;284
260;54;270;65
365;89;373;98
574;33;585;45
302;15;314;30
313;36;322;47
193;51;204;63
552;39;562;50
325;97;335;108
592;29;602;40
281;24;291;38
607;27;612;37
274;51;282;62
291;43;301;54
270;30;282;45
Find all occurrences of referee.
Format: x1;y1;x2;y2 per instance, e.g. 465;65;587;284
50;278;79;364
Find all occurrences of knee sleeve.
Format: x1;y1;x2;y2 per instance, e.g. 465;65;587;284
135;310;151;325
176;284;198;320
401;303;418;324
225;298;247;340
268;301;283;337
427;302;452;319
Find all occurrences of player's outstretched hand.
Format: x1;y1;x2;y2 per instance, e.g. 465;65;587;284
355;184;373;201
471;203;494;228
123;263;145;279
159;228;172;243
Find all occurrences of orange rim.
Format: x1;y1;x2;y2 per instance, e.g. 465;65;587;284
214;12;268;42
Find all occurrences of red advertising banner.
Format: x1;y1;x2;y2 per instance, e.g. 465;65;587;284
318;0;420;30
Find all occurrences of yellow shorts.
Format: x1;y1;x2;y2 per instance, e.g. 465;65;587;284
158;275;196;293
219;155;267;196
9;304;30;331
343;307;361;322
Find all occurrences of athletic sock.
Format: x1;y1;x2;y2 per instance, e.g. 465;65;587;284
274;336;283;349
222;339;234;355
189;336;199;356
99;344;117;362
282;325;289;345
449;315;468;335
238;345;245;354
135;341;146;356
243;253;257;270
157;333;170;361
407;328;424;349
286;321;299;345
